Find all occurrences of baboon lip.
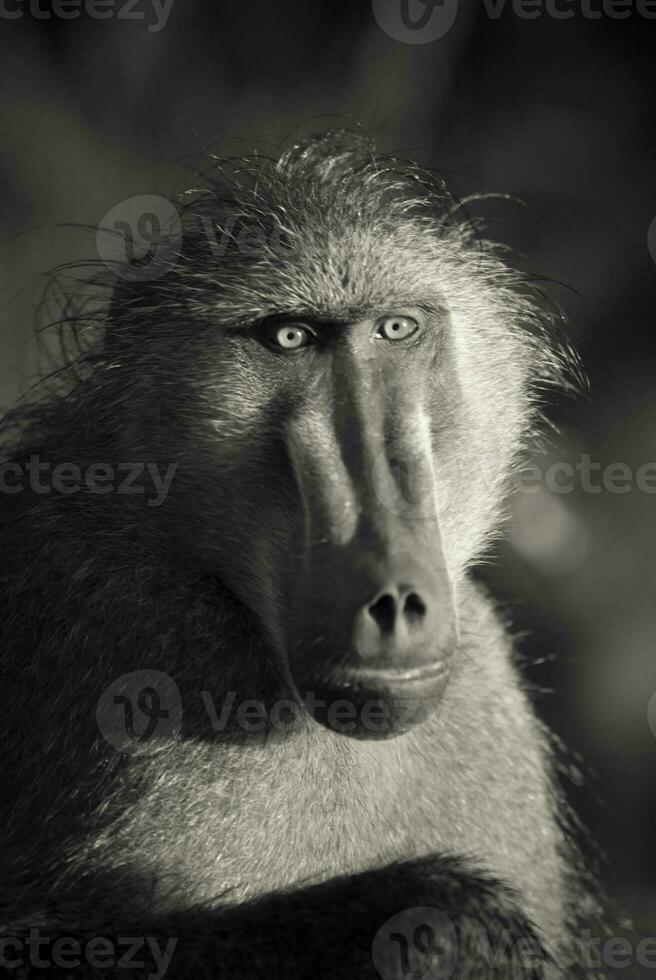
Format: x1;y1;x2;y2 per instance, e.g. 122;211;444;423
290;658;451;739
336;660;448;685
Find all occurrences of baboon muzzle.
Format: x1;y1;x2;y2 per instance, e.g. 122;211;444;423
285;405;458;740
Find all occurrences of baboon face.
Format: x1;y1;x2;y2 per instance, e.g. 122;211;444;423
193;301;460;738
117;138;545;738
158;249;529;739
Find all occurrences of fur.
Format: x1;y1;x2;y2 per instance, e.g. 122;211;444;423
0;131;607;978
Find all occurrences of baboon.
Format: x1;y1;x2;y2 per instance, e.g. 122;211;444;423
0;130;609;978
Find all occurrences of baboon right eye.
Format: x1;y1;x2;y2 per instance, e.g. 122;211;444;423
375;315;419;342
265;323;315;352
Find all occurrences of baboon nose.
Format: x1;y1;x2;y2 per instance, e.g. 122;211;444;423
352;579;437;664
367;589;427;635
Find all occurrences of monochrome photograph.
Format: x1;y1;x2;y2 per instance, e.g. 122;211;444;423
0;1;654;976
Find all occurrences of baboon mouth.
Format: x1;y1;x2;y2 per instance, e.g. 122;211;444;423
334;659;448;685
321;657;452;711
289;654;452;740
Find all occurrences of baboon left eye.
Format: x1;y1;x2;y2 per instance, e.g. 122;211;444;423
376;316;418;341
266;323;314;351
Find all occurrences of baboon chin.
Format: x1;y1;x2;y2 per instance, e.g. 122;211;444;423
0;130;610;978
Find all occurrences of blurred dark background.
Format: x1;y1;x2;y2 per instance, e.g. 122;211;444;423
0;0;654;943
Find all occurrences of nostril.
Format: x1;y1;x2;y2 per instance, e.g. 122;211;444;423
403;592;427;623
367;593;397;635
367;590;428;636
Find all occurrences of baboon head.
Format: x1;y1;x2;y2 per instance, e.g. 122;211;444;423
103;131;568;738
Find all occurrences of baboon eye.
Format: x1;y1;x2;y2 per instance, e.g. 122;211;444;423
267;323;314;351
376;316;418;341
